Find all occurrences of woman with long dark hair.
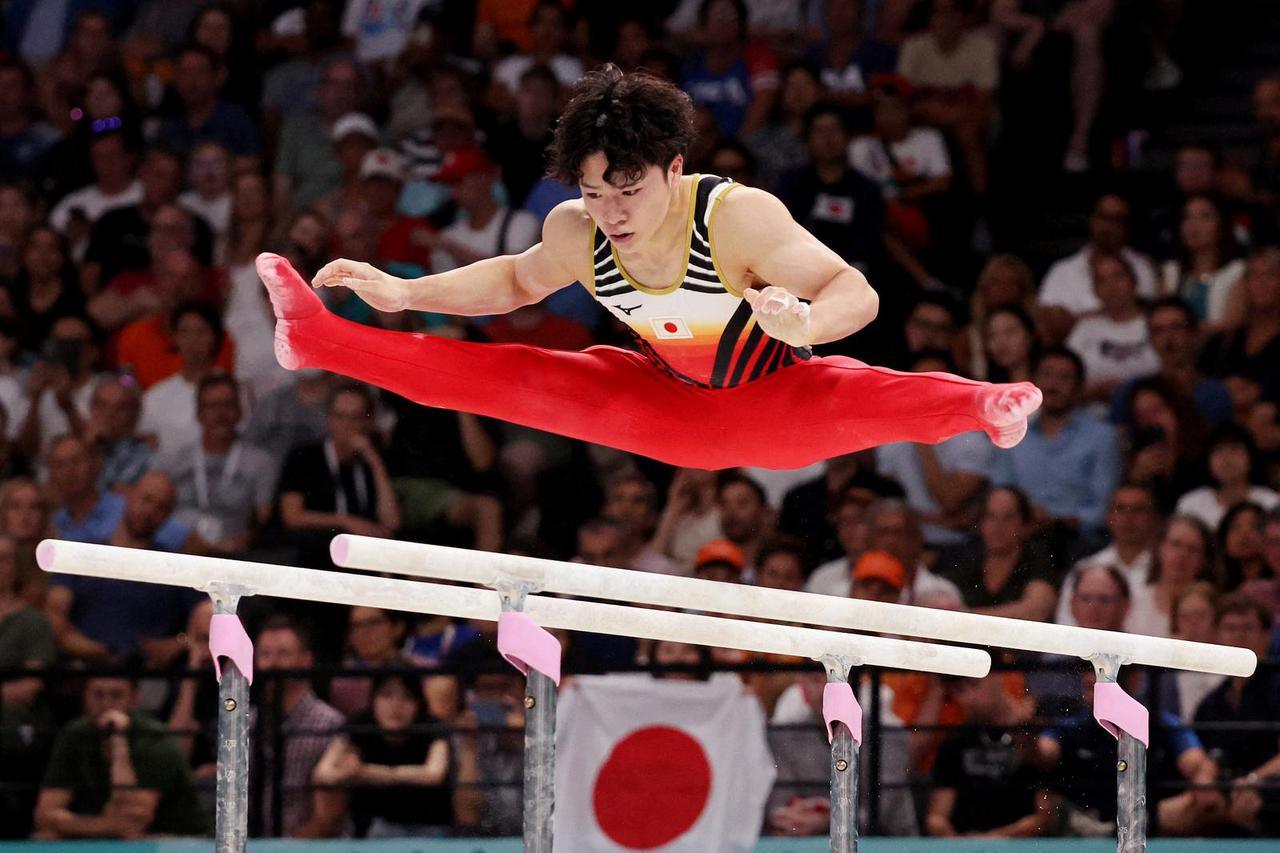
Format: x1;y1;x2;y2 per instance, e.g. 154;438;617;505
1175;425;1278;532
982;304;1040;384
313;670;453;838
938;485;1057;621
961;254;1038;376
0;478;52;605
9;227;86;356
1160;194;1244;330
1125;375;1208;510
188;4;260;109
1217;501;1270;592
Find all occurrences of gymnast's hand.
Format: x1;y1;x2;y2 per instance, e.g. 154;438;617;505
744;285;811;348
312;258;410;312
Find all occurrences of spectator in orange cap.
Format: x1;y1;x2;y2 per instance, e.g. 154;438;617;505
693;538;745;584
851;549;905;604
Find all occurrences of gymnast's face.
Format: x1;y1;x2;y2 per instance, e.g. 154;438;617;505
578;151;683;251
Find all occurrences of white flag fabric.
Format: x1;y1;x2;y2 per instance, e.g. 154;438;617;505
554;674;776;852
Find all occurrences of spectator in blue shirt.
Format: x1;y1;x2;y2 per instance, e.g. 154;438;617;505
0;58;60;181
46;468;198;667
680;0;779;137
993;348;1122;556
155;46;261;163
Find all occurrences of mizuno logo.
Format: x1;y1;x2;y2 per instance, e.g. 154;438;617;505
616;304;642;316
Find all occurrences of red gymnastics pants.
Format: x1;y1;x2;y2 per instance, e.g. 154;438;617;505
259;255;1037;470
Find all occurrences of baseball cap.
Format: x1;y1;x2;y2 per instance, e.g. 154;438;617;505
694;539;745;573
434;146;495;184
359;148;406;182
331;112;380;143
852;551;905;591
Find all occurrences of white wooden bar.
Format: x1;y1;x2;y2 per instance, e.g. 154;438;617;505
37;540;989;677
332;535;1256;677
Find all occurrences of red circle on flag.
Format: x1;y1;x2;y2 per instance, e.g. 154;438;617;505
663;321;678;334
592;726;712;849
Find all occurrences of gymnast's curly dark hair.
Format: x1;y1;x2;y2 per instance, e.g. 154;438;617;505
546;63;695;186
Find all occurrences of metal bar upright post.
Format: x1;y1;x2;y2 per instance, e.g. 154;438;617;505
1094;656;1148;853
823;656;860;853
500;585;556;853
210;586;249;853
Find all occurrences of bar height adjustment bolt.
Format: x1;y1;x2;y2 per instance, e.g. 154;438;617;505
525;696;536;710
835;759;849;772
223;698;237;712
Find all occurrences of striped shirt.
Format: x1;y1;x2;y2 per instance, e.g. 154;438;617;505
590;174;810;388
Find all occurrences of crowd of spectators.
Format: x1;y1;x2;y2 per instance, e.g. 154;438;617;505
1;0;1279;842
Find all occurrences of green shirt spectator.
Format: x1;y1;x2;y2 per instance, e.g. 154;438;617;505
39;708;208;837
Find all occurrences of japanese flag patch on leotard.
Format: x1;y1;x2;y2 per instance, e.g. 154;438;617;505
649;316;693;340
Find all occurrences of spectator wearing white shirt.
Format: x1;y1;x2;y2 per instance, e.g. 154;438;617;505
341;0;437;66
1175;424;1279;533
1159;194;1245;331
1056;483;1161;626
848;84;952;196
767;671;916;837
177;142;232;264
152;374;277;555
804;488;872;597
139;304;225;457
848;74;951;285
807;499;962;606
1066;251;1160;405
1126;515;1215;639
424;147;540;273
16;315;102;464
896;0;997;194
48;132;143;259
1038;193;1157;320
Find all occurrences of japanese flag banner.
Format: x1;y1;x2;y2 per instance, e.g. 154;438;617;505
554;674;776;852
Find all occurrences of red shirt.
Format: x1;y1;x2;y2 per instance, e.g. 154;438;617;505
113;314;237;388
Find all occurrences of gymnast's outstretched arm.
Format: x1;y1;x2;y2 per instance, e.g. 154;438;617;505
311;200;589;316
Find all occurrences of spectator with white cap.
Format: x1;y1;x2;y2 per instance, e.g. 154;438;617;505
314;112;381;222
358;147;438;279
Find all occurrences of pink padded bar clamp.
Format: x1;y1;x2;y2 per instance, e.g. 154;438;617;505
209;613;255;685
497;611;562;685
1094;681;1149;747
822;681;863;745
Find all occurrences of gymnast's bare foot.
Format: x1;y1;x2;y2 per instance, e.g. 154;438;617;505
978;382;1043;448
256;253;324;369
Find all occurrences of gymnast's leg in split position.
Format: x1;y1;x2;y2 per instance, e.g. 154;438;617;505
257;254;1040;471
